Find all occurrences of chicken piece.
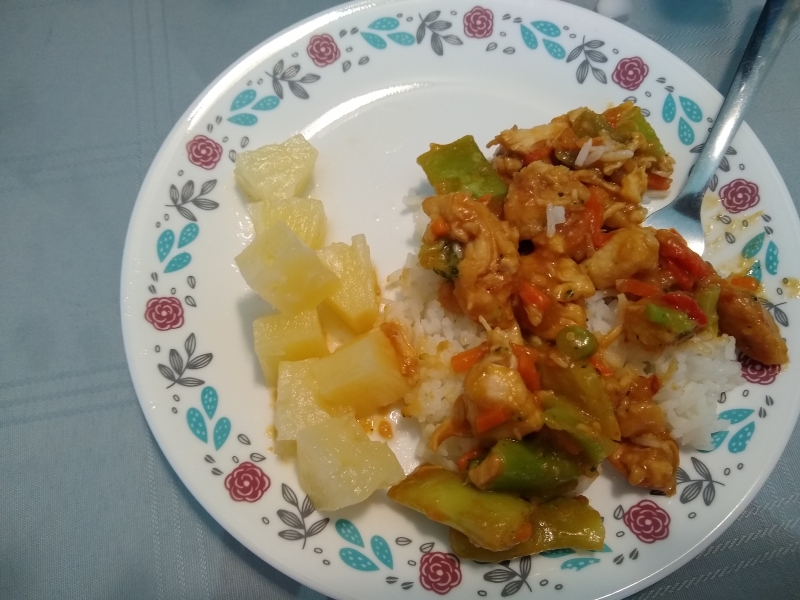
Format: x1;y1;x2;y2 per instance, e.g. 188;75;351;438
488;121;570;156
614;376;669;439
717;282;788;365
422;192;520;328
582;227;659;290
504;162;591;240
518;251;596;303
462;362;544;441
607;436;679;495
491;153;525;182
619;163;648;204
604;203;647;229
379;321;419;382
622;298;680;350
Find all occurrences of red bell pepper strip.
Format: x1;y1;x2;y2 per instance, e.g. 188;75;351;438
661;292;709;327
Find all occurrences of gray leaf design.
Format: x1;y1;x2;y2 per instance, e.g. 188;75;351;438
592;66;607;83
576;59;590;83
428;20;451;31
566;45;584;62
613;505;625;520
176;377;204;387
181;181;194;203
519;555;531;578
273;78;283;99
200;180;216;195
431;32;443;55
416;21;426;43
442;34;462;45
288;81;309;99
169;185;179;205
299;73;320;83
676;467;690;484
300;495;314;517
484;569;516;583
584;40;605;48
358;56;369;65
501;580;524;597
680;480;703;503
703;482;716;506
169;349;183;373
282;483;299;507
585;50;607;63
503;47;515;54
177;205;197;222
720;156;730;172
228;150;236;163
692;456;712;481
306;518;329;537
184;333;196;357
710;173;719;191
278;509;303;529
237;433;251;445
282;65;300;79
249;452;266;462
774;305;789;327
186;353;212;369
342;60;351;72
424;10;440;22
158;364;176;381
272;60;284;77
487;42;498;51
278;529;304;541
192;198;219;211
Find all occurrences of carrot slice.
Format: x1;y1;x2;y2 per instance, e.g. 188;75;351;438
616;278;662;298
518;281;552;310
523;146;552;165
647;173;672;191
450;342;489;373
662;292;709;327
590;355;614;377
430;216;449;238
511;343;540;392
730;275;759;291
474;406;512;434
456;448;484;472
585;188;614;248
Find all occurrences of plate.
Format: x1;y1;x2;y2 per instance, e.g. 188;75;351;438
120;1;800;598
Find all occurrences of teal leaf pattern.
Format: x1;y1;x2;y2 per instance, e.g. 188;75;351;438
561;557;600;571
678;117;695;145
335;519;364;547
544;39;566;59
748;260;763;282
368;17;399;30
719;409;754;424
679;96;703;122
387;32;415;46
201;386;218;419
532;20;561;37
541;548;575;558
339;548;379;571
370;536;393;569
253;96;280;111
213;417;231;450
521;25;538;49
741;232;765;258
187;407;207;443
663;93;676;123
729;421;755;453
766;241;779;275
164;252;192;273
231;89;256;110
157;230;175;262
228;113;258;126
699;430;729;452
178;223;199;248
361;32;387;49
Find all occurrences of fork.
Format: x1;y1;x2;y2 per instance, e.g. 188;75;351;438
644;0;800;256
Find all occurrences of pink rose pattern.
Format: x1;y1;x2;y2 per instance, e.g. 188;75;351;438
419;551;462;595
612;56;649;90
145;297;184;331
720;178;760;213
463;6;493;38
225;462;270;502
739;353;780;384
186;135;222;170
624;499;671;543
307;34;340;67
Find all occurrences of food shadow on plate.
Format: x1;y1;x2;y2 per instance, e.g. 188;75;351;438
236;292;277;385
399;180;435;248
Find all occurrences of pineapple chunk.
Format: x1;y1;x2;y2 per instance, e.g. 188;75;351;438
297;415;404;511
318;235;380;334
311;329;410;417
235;222;339;313
253;309;328;384
234;134;318;203
275;359;330;440
248;197;327;250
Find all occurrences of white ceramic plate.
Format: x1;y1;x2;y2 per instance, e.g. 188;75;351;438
120;1;800;598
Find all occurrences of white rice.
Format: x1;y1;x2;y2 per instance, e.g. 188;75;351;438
585;293;743;450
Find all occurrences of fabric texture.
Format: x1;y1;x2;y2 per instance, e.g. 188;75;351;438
1;0;798;598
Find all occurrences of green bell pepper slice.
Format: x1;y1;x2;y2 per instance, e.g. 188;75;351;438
695;284;721;335
645;302;696;334
417;135;508;201
540;393;618;465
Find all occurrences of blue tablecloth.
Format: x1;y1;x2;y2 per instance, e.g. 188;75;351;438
2;1;799;598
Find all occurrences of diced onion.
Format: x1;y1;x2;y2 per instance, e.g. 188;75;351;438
600;149;635;162
574;138;593;167
546;204;566;237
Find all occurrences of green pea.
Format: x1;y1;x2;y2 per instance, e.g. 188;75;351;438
555;326;598;360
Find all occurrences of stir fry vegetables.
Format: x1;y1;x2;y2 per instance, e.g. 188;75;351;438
387;102;789;561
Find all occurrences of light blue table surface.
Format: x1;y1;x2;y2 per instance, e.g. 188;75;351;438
2;0;799;598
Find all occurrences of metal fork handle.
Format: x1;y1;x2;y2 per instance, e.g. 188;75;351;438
672;0;800;218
